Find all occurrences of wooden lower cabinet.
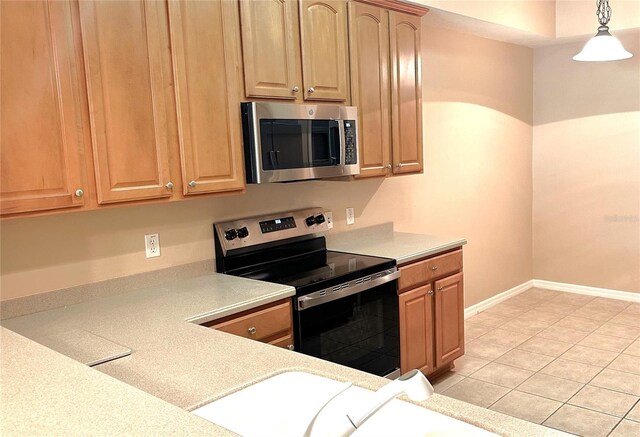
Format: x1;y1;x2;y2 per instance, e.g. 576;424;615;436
203;299;294;350
399;284;434;375
435;272;464;367
398;249;465;376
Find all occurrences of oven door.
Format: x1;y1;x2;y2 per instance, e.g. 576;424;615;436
294;280;400;378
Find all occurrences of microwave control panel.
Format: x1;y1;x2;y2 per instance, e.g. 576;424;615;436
344;120;357;165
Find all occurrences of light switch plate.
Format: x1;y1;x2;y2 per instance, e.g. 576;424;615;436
145;233;160;258
346;208;355;225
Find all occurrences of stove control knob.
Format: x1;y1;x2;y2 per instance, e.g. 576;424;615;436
236;227;249;239
224;229;238;241
305;215;316;227
314;214;326;225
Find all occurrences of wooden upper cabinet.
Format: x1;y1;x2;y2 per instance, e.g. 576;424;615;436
349;2;390;178
434;272;464;368
1;0;86;215
239;0;301;100
168;1;245;195
78;0;173;204
299;0;349;101
390;11;423;175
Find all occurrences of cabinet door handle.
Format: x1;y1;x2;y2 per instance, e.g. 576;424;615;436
437;286;444;292
248;326;257;335
307;87;315;94
287;344;294;350
74;188;84;198
427;290;434;295
188;180;197;188
292;86;299;93
165;181;174;190
431;266;438;271
386;164;391;169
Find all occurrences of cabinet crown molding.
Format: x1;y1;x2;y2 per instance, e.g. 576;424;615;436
355;0;429;16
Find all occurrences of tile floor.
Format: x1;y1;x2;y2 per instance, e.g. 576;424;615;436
432;288;640;437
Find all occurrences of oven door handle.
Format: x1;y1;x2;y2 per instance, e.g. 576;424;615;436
296;268;400;311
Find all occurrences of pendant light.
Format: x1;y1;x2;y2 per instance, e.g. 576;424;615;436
573;0;633;61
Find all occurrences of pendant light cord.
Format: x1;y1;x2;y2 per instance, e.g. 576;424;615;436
597;0;612;26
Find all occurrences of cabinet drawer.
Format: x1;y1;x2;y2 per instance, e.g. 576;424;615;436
209;300;292;342
269;334;295;350
399;250;462;293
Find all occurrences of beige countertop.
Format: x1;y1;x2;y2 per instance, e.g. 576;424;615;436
0;327;225;436
326;223;467;265
1;241;565;436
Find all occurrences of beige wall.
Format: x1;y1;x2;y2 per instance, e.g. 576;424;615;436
420;0;556;38
556;0;640;37
533;32;640;293
0;24;534;308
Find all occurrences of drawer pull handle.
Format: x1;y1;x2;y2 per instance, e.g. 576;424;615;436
431;266;438;271
248;326;257;335
287;344;294;350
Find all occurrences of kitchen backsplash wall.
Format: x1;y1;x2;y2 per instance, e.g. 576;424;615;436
533;33;640;294
0;23;534;307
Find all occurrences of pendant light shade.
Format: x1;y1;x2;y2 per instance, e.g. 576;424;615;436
573;0;633;62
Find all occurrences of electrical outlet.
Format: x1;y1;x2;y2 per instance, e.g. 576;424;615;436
325;211;334;229
346;207;355;225
145;233;160;258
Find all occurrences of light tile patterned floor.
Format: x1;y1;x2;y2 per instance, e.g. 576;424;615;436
432;288;640;437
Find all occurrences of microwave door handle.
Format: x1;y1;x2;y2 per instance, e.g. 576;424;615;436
268;150;280;169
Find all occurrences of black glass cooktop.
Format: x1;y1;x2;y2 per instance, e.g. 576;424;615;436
218;236;395;296
239;250;394;291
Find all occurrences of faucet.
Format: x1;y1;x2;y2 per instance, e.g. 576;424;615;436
303;369;435;437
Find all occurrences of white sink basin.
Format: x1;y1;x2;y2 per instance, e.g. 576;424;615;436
193;371;497;437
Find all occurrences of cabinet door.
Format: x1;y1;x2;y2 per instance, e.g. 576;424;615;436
239;0;301;100
399;284;434;375
79;0;172;204
1;0;86;215
168;1;245;195
299;0;349;101
349;2;391;178
434;273;465;367
390;12;423;175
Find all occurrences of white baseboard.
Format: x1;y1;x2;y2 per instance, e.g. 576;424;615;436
532;280;640;303
464;280;534;319
464;279;640;319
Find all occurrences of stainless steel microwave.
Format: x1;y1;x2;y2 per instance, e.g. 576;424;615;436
241;102;360;183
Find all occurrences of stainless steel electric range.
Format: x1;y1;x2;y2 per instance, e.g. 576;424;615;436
214;208;401;378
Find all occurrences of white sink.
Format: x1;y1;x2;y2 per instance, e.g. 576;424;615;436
193;371;497;437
